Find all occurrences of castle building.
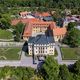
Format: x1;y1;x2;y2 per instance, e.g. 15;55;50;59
28;35;55;56
23;20;56;41
33;12;53;21
52;27;67;41
19;11;33;18
11;11;67;56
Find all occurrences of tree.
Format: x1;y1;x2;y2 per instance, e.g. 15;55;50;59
13;22;25;41
40;56;59;80
65;28;80;47
59;64;73;80
0;18;10;29
14;31;20;42
30;75;44;80
73;74;80;80
73;60;80;75
63;22;80;47
73;60;80;80
67;22;77;31
15;22;25;34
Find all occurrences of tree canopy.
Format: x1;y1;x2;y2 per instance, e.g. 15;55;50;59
63;22;80;47
59;64;73;80
39;56;59;80
0;0;80;9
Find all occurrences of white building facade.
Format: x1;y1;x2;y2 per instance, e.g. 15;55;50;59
28;35;55;56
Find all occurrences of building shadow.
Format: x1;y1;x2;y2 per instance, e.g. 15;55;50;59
22;41;28;53
45;26;53;36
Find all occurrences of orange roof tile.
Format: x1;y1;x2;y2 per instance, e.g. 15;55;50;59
41;12;51;17
11;18;40;25
23;23;32;37
11;19;21;25
23;21;56;37
35;12;51;17
53;27;67;36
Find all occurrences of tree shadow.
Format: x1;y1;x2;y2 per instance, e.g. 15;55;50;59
37;61;45;69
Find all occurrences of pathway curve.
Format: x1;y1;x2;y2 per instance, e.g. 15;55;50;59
55;42;77;65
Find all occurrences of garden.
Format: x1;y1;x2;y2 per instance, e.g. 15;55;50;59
0;29;13;39
61;47;80;60
0;48;21;60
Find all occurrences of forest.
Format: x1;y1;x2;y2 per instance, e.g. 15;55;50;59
0;0;80;9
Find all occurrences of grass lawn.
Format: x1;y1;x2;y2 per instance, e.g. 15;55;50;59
0;48;21;60
0;29;13;39
61;47;80;60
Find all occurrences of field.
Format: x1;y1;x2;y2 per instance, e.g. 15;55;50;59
0;29;13;39
61;47;80;60
0;48;21;60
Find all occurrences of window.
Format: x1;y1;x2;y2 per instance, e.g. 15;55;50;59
29;53;31;54
57;36;58;38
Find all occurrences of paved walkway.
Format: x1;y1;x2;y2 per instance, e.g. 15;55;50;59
55;44;62;63
0;42;24;47
20;51;37;68
0;51;37;68
55;43;77;65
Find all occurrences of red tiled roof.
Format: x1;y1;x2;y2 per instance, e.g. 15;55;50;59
11;18;40;25
49;22;56;29
23;23;32;37
23;21;56;37
53;27;67;36
34;12;51;17
11;19;21;25
41;12;51;17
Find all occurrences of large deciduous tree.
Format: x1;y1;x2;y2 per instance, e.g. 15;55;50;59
63;22;80;47
59;64;73;80
40;56;59;80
